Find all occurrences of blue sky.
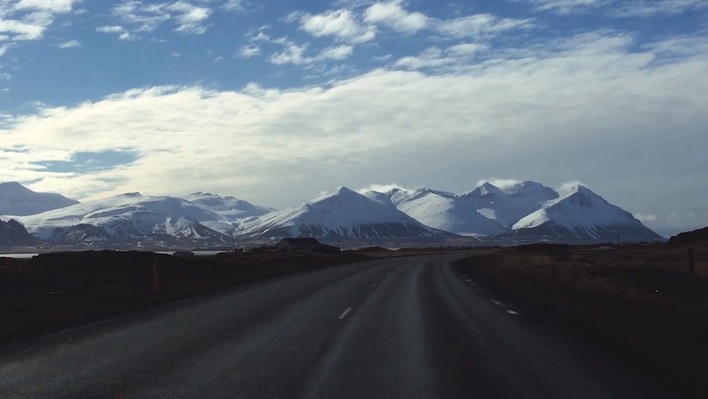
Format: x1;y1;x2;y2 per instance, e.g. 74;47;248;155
0;0;707;236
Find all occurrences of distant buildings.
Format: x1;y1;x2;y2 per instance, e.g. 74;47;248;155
276;237;322;252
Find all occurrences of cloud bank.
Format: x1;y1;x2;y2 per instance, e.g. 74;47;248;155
1;29;707;236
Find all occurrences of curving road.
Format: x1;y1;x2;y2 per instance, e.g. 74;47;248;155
0;255;672;398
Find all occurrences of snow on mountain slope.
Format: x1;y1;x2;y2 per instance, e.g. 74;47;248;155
183;192;275;220
460;181;559;229
15;193;234;246
508;185;663;242
238;187;451;240
0;182;79;216
379;188;507;236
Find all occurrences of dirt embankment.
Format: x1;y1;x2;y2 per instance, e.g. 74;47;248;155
455;244;708;399
0;250;370;343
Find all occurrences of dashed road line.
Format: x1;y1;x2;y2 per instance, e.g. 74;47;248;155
492;299;519;316
339;307;353;320
371;282;378;288
461;274;519;316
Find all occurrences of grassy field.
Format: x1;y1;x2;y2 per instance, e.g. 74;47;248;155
456;242;708;399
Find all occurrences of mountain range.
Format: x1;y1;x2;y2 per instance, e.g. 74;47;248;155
0;182;78;216
0;181;663;249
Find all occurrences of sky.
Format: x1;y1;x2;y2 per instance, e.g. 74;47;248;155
0;0;706;237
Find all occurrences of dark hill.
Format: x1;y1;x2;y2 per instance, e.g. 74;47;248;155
0;219;35;248
667;226;708;247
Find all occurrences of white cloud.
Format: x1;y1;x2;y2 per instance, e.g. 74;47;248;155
112;1;169;32
96;25;133;40
222;0;246;12
357;183;412;194
270;42;354;65
112;0;213;36
0;44;13;57
394;47;447;69
14;0;79;13
527;0;708;16
238;44;260;58
394;43;488;70
557;180;586;196
2;31;707;234
166;1;211;33
613;0;708;17
527;0;610;14
476;178;524;190
293;5;533;51
269;42;308;65
436;14;534;39
0;19;45;40
634;213;658;222
299;9;376;43
58;39;81;48
317;44;354;61
363;0;429;33
0;0;81;43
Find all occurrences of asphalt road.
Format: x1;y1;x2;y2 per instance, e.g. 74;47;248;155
0;255;672;398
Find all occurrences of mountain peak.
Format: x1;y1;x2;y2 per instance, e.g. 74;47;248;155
0;181;25;187
0;182;79;217
510;185;663;242
475;182;501;196
0;181;31;193
320;186;359;200
238;185;448;240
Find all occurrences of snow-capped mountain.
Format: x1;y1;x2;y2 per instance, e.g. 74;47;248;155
15;193;235;247
0;180;664;248
505;185;663;243
182;192;275;232
0;218;36;247
237;187;452;242
460;181;559;228
366;188;507;236
0;182;78;216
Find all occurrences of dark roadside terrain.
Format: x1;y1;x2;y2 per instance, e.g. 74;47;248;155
0;253;672;398
456;241;708;399
0;249;372;343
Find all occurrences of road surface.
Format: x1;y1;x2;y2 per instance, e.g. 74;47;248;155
0;255;672;398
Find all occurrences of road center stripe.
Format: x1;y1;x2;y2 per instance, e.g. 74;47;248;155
339;307;353;320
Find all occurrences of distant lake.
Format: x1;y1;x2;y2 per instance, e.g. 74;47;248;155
0;250;229;259
0;253;39;259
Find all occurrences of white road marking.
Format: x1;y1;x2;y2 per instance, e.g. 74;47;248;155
371;282;378;288
45;317;120;339
491;299;520;316
339;307;353;320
